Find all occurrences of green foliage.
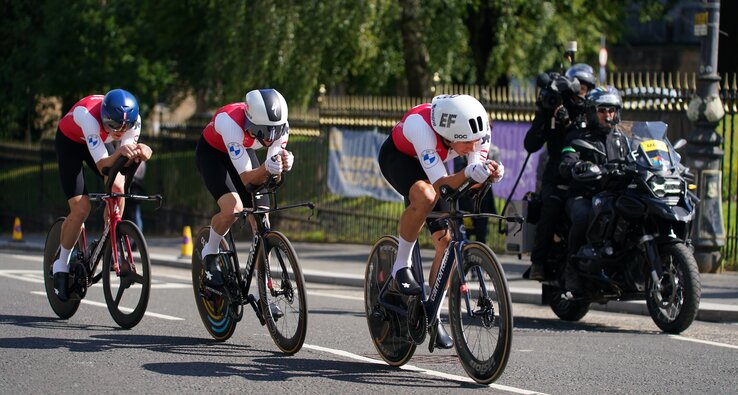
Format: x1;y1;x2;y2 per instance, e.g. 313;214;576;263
1;0;676;140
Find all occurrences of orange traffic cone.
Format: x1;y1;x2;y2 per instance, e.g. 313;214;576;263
12;217;23;242
181;226;193;257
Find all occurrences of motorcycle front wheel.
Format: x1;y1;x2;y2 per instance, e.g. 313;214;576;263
646;243;701;334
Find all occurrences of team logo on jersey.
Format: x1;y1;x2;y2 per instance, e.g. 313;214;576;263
227;142;244;160
421;149;438;169
87;135;100;149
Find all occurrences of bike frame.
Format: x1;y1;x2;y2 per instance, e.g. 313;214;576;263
218;190;314;323
376;182;515;333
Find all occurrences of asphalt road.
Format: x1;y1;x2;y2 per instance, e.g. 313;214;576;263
1;251;737;394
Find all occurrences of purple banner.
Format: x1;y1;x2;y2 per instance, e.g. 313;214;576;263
491;121;541;201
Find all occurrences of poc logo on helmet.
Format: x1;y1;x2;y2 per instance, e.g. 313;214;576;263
454;134;468;139
438;113;457;128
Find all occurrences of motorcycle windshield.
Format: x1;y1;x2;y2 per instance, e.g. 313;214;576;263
628;121;679;172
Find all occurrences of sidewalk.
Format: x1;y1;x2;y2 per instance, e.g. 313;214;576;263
4;234;738;323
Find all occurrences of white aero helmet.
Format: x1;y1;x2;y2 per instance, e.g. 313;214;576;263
430;94;489;142
244;88;289;145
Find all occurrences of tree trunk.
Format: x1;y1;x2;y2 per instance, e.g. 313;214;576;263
399;0;432;97
465;3;501;87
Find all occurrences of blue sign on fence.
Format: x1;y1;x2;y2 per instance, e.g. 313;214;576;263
328;127;403;202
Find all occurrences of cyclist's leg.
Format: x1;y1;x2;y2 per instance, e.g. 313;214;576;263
196;136;245;286
54;130;94;299
377;139;429;294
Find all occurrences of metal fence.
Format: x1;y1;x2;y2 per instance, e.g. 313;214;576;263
1;71;736;267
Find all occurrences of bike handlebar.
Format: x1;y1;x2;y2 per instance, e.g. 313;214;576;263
437;179;524;224
89;192;164;208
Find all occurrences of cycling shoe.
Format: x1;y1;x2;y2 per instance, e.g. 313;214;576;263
53;272;70;302
435;321;454;349
392;267;422;295
202;254;224;288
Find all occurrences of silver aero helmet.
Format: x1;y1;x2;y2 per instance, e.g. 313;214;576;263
430;94;489;142
244;88;288;146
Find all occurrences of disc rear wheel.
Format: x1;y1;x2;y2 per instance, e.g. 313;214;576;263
191;227;238;341
43;218;81;319
364;236;415;366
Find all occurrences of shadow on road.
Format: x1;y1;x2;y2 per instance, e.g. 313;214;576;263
143;357;481;389
513;315;659;334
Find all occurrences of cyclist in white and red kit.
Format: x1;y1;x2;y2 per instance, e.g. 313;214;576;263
195;88;293;318
52;89;152;301
377;94;504;349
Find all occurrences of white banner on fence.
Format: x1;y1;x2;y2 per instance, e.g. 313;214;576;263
327;127;403;202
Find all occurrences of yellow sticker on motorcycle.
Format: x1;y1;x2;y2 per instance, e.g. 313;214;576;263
640;140;668;153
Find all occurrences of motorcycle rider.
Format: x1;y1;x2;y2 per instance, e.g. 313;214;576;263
558;86;629;292
524;64;596;280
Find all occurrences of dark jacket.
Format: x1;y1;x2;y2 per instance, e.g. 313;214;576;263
559;126;629;198
524;106;574;186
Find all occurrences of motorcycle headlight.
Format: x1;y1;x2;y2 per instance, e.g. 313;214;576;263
648;176;681;198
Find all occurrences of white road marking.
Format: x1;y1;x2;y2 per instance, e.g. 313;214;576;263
0;269;189;289
303;344;544;394
5;253;42;262
308;290;363;302
30;291;184;321
669;335;738;350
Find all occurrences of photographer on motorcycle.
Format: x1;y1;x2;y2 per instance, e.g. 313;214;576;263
524;64;596;281
558;86;630;292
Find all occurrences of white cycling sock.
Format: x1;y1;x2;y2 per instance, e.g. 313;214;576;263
201;227;226;258
391;236;416;277
52;246;72;274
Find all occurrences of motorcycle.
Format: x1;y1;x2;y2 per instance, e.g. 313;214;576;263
534;121;701;334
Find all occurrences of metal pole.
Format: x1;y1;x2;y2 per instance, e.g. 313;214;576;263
685;0;725;272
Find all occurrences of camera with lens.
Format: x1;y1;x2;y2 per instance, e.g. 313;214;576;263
536;71;580;113
537;72;562;111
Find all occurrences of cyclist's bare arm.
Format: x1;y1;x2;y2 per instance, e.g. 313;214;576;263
239;162;280;187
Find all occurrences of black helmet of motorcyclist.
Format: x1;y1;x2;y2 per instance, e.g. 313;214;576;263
585;85;623;134
566;63;596;91
562;64;596;118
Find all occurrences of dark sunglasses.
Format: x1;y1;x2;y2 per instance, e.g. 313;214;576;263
596;107;618;115
246;120;286;141
104;118;136;132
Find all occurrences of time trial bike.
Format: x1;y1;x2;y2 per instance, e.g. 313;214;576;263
365;179;521;384
43;156;162;329
191;176;313;354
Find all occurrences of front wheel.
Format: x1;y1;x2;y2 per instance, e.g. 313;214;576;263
191;227;237;341
102;220;151;329
646;243;701;334
449;242;513;384
43;218;82;319
257;231;308;354
364;236;416;367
